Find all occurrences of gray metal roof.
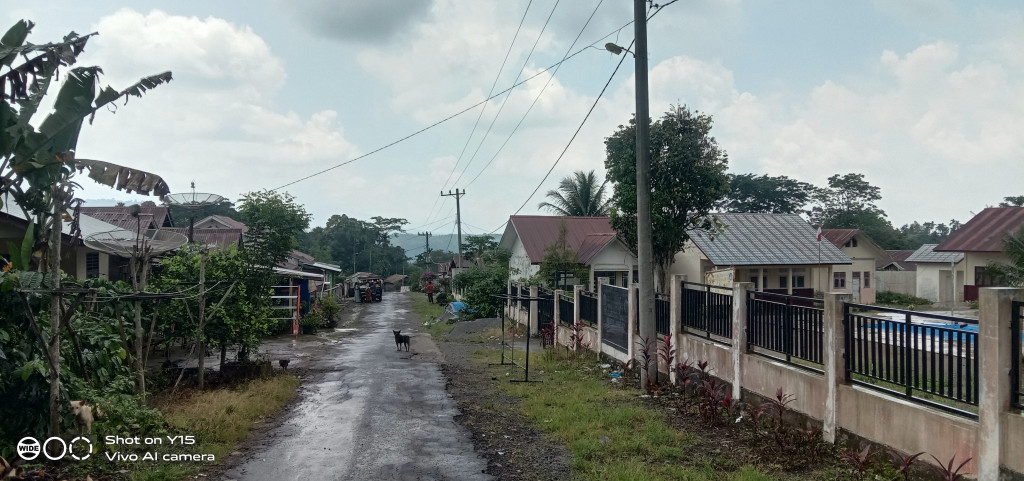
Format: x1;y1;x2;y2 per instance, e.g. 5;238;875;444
687;213;851;266
906;244;964;264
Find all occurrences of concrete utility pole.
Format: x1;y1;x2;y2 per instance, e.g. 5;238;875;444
418;231;432;269
633;0;657;389
441;189;466;266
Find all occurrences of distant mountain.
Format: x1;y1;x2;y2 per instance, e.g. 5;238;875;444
392;233;500;259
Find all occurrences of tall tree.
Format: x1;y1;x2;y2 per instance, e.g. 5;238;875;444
811;173;903;249
237;190;312;268
721;173;814;214
605;105;730;291
999;196;1024;207
461;234;498;264
538;170;611;216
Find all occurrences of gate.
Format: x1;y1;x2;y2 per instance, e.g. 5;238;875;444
601;285;629;352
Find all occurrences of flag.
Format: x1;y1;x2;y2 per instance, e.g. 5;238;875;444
816;225;822;242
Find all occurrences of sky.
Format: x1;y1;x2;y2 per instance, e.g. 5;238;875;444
7;0;1023;248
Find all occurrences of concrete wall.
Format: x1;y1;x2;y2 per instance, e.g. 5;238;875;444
965;252;1008;286
875;271;916;296
544;280;1024;477
508;238;537;281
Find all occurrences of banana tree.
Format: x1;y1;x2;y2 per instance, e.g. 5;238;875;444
1;20;172;435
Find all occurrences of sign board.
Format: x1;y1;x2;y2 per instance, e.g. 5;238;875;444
705;267;735;288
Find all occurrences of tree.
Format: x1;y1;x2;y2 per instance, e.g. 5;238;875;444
237;190;312;268
1;20;171;433
999;196;1024;207
452;247;512;319
810;173;903;249
461;234;498;264
721;173;814;214
538;170;611;216
166;198;240;226
896;220;960;249
604;105;730;291
986;226;1024;287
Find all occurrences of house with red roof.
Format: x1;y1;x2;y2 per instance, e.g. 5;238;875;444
498;215;637;289
934;206;1024;301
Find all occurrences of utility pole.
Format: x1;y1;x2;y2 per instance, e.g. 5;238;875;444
441;189;466;267
633;0;657;389
418;231;432;269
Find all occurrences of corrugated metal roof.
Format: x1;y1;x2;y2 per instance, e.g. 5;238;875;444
163;227;243;250
577;233;619;264
906;244;964;263
504;216;617;264
934;207;1024;253
877;250;918;270
80;206;171;230
195;214;249;232
688;213;851;266
820;229;858;247
274;267;324;280
1;202;122;240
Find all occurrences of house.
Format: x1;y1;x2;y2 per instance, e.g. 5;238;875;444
905;244;964;303
79;205;174;231
498;215;637;289
934;206;1024;301
193;214;249;233
383;274;407;292
1;203;126;281
672;213;852;296
441;254;473;278
820;229;887;303
877;250;917;271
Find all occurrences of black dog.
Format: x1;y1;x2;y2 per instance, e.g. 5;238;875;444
393;330;410;351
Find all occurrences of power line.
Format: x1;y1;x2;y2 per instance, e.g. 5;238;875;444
268;20;636;193
448;0;562;190
465;0;606;188
489;38;634;234
425;0;535;224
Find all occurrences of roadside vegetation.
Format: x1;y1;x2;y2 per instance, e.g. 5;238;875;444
873;291;934;309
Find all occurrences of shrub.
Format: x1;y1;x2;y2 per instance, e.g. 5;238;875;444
875;291;933;307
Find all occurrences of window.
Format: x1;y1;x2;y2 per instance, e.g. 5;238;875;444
863;272;871;288
975;266;1001;287
844;238;859;248
749;276;759;289
792;268;806;288
833;272;846;289
779;276;788;289
86;252;100;279
852;272;860;283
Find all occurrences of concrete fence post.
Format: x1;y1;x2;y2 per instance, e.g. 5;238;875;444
554;289;563;346
670;274;684;384
597;278;609;352
529;285;539;335
977;287;1024;480
731;282;753;400
628;284;638;361
507;278;512;320
823;291;852;444
573;285;583;351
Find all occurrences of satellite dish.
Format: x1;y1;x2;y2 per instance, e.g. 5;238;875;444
84;229;188;258
163;192;226;208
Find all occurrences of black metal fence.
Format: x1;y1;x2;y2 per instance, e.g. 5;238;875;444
518;284;530;316
601;285;629;352
580;291;598;326
558;292;574;326
655;293;670;336
1013;301;1024;410
680;282;733;344
537;287;554;334
747;291;824;369
845;304;978;418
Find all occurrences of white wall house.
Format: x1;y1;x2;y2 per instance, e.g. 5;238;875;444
934;206;1024;302
906;244;964;303
821;229;887;304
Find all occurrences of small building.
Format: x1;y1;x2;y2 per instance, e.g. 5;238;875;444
672;213;852;296
383;274;407;292
934;206;1024;301
498;215;637;289
193;214;249;233
878;250;918;271
905;244;964;303
820;229;887;304
79;205;174;230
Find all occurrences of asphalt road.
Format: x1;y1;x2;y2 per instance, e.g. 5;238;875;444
221;293;492;481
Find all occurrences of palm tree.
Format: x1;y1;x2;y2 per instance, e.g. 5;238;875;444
988;226;1024;286
538;170;611;216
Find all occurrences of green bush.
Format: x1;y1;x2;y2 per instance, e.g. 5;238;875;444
300;308;325;329
319;295;341;327
875;291;933;306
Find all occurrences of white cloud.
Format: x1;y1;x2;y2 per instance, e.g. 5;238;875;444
277;0;434;44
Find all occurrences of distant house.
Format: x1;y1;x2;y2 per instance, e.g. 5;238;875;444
1;204;125;281
934;206;1024;301
194;215;249;233
499;215;637;289
383;274;407;292
878;250;918;271
79;205;174;231
905;244;964;303
820;229;887;303
672;213;852;295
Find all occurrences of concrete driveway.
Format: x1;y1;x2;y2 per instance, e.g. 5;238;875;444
220;292;491;481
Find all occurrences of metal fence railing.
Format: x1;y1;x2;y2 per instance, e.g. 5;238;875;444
1013;301;1024;410
580;291;598;326
680;281;733;344
845;304;979;418
558;292;574;326
537;287;554;331
655;293;671;336
601;285;629;352
747;291;824;370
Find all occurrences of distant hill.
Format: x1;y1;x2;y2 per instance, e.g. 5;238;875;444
393;233;500;259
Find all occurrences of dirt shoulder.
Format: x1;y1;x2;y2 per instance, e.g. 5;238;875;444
432;319;572;481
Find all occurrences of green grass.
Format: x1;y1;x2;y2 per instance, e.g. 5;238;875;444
410;291;451;337
486;349;780;481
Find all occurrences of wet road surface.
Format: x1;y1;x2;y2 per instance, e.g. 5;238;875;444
221;293;492;481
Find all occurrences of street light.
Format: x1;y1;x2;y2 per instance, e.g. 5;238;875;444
604;42;634;57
